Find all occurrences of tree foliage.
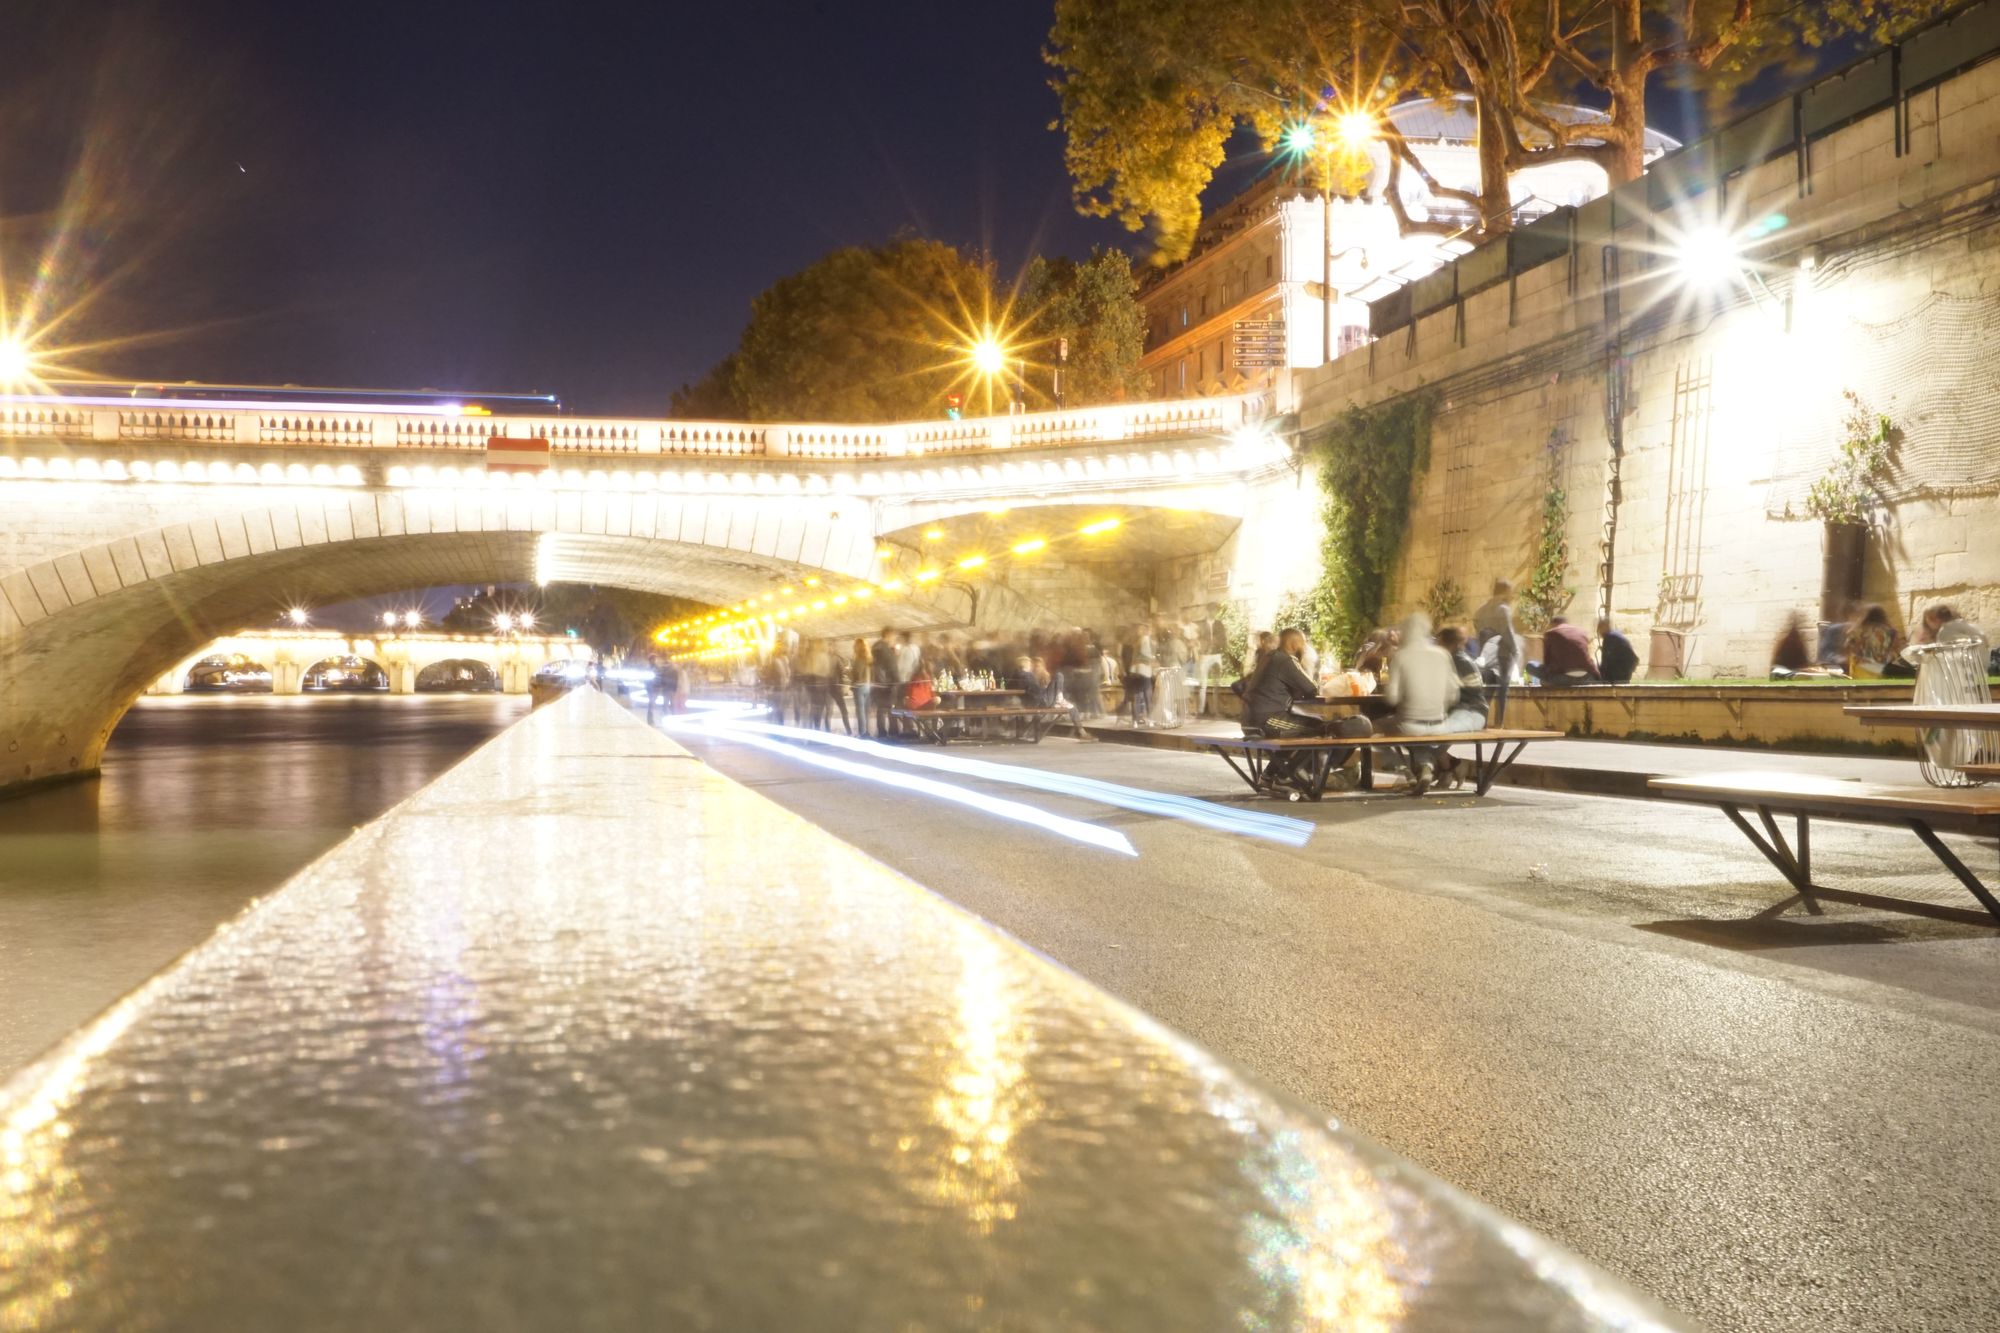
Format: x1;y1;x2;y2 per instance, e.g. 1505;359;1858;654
668;353;743;419
692;237;994;424
1048;0;1950;263
1018;247;1149;406
673;236;1151;421
1304;393;1436;658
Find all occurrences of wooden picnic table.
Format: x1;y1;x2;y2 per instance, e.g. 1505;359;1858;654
1650;769;2000;926
1845;702;2000;729
936;688;1024;709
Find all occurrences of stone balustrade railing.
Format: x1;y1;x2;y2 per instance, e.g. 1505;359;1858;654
0;392;1266;462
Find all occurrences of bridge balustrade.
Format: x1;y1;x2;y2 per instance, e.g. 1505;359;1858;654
118;410;239;442
0;405;91;439
0;392;1264;464
258;414;378;446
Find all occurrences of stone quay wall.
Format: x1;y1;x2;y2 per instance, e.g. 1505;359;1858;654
1290;49;2000;676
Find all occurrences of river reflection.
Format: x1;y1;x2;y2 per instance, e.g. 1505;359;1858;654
0;694;526;1078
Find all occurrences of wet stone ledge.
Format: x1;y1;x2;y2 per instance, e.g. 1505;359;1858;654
0;690;1693;1331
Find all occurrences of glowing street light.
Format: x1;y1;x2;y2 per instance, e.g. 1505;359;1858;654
402;609;422;629
969;335;1007;376
494;612;516;633
1334;108;1378;150
286;607;310;627
1674;225;1746;291
518;610;536;631
0;338;31;384
381;610;399;628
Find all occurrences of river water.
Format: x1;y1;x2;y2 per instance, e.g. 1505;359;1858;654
0;693;527;1077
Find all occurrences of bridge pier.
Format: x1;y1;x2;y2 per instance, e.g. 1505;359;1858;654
499;658;535;694
270;660;305;696
386;660;416;695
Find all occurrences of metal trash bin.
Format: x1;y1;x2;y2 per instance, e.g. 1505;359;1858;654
1907;620;1996;786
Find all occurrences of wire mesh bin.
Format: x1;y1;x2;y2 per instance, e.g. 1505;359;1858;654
1907;623;1997;786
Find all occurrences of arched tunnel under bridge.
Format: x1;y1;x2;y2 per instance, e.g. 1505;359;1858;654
0;488;1260;792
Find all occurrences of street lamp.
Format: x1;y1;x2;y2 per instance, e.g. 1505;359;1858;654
0;338;31;384
494;612;515;633
1283;109;1377;365
286;606;309;627
381;610;399;629
964;330;1017;415
518;611;536;631
1673;225;1745;292
402;609;422;629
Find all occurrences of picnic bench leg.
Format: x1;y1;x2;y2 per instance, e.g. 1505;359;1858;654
1301;748;1331;801
1905;819;2000;924
1359;747;1373;792
1471;741;1530;797
1213;748;1266;797
1719;802;1824;912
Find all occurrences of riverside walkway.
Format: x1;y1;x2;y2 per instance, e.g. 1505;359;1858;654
0;690;1689;1331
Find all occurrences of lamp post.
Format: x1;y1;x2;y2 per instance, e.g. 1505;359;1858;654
968;333;1008;417
1283;110;1375;366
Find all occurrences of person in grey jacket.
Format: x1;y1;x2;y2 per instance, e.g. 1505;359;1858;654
1387;612;1484;789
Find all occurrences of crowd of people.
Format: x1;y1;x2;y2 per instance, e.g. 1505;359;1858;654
718;608;1241;737
1231;579;1646;794
1778;600;1978;679
681;581;1987;769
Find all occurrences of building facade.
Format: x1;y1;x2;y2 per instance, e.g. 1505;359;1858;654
1138;97;1674;400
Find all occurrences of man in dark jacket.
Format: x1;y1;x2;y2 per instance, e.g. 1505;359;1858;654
1597;617;1639;684
870;627;901;735
1241;629;1371;790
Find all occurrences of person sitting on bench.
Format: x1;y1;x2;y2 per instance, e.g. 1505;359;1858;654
1526;616;1600;685
1241;628;1372;791
1385;613;1483;789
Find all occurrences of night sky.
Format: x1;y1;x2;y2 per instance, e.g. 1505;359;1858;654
0;1;1141;417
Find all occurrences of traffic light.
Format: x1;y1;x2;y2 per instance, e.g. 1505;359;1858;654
945;392;962;421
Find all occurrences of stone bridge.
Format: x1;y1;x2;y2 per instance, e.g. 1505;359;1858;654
150;628;588;695
0;392;1298;792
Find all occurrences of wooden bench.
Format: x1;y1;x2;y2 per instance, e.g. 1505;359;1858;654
890;705;1075;745
1649;770;2000;927
1197;729;1562;801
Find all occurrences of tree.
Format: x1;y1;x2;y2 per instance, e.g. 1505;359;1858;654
1047;0;1950;262
668;353;743;419
1018;248;1149;406
1447;0;1953;187
675;236;1154;421
691;237;997;424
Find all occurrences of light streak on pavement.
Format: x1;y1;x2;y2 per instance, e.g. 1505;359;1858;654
663;706;1314;847
675;713;1136;857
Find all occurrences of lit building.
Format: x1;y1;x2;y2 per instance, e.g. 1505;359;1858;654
1137;96;1676;398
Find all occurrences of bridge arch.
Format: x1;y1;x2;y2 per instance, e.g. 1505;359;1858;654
416;658;499;692
0;486;902;791
302;655;388;692
183;652;273;692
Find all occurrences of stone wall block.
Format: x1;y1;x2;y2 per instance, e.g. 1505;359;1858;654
0;570;48;626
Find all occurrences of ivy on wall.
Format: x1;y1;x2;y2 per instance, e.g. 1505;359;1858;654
1290;392;1437;658
1518;482;1573;633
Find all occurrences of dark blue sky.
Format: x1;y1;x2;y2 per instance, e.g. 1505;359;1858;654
0;2;1766;418
1;1;1139;416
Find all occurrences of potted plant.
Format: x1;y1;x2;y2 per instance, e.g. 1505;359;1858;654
1803;392;1895;619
